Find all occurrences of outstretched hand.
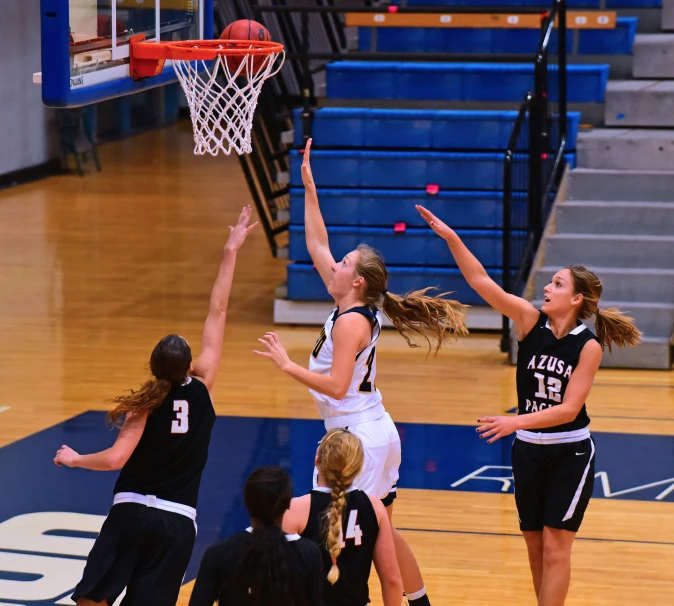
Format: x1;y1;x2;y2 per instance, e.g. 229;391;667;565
54;444;80;467
254;332;292;372
415;205;455;240
224;205;258;253
301;138;316;190
476;416;519;444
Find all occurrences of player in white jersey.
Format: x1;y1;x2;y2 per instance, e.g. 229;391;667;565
254;139;469;606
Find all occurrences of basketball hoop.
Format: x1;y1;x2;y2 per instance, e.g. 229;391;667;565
130;36;285;156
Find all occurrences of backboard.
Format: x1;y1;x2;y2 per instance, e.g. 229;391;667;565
39;0;213;107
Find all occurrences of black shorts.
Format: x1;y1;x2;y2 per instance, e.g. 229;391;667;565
73;503;196;606
512;436;595;533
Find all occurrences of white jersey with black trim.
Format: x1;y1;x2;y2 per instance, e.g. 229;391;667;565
308;306;383;420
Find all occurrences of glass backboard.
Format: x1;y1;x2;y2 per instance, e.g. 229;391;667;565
39;0;213;107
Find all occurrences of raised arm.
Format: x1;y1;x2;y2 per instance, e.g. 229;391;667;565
302;138;336;289
191;206;257;393
54;411;147;471
416;205;539;340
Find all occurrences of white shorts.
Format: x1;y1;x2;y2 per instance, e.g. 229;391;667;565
314;412;401;505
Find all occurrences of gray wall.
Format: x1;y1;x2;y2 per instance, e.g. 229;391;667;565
0;0;55;175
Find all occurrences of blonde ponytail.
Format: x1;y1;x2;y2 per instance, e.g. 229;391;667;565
381;287;469;355
566;265;642;352
594;307;642;353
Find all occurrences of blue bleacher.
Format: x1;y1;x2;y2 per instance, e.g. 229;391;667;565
393;0;660;7
359;17;637;55
288;189;528;228
287;263;512;304
326;62;610;103
289;150;576;190
289;226;525;267
293;108;581;149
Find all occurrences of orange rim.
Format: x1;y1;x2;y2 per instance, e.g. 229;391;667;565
132;39;284;62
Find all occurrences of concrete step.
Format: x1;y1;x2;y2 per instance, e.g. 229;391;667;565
545;234;674;270
556;201;674;235
568;168;674;202
534;266;674;303
633;34;674;79
605;80;674;127
531;299;674;338
664;0;674;31
600;337;672;370
576;128;674;171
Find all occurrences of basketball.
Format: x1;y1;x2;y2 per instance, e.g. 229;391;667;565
220;19;272;74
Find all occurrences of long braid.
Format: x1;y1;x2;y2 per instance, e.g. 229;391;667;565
316;429;365;586
325;479;348;584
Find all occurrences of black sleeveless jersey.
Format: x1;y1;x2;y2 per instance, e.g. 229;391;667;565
114;377;216;508
516;312;598;433
301;488;379;606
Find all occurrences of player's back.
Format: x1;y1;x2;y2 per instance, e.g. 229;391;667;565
301;487;379;606
114;376;215;508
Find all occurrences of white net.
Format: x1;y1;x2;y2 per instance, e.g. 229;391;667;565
171;46;285;156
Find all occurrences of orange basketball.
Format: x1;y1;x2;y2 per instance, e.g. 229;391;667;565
219;19;272;75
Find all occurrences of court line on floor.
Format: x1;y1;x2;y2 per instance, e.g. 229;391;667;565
592;414;674;422
0;407;9;414
397;527;674;547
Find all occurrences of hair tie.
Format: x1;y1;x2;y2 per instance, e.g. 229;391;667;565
382;289;388;296
331;557;337;565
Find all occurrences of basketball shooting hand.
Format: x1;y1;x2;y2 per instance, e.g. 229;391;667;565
301;138;316;190
416;205;455;240
253;332;291;371
224;205;258;253
476;416;519;444
54;445;80;467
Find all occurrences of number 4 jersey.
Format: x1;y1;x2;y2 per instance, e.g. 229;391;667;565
516;311;598;433
114;377;216;508
308;307;383;421
301;487;379;605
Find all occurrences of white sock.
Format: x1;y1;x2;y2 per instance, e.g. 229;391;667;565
406;586;427;601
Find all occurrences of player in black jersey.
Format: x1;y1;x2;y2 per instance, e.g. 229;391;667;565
418;206;641;606
283;429;403;606
189;466;324;606
53;206;258;606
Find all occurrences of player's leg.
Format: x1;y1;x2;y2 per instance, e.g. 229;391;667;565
511;439;546;597
353;413;431;605
522;531;544;598
120;509;196;606
72;505;140;606
539;437;596;606
538;527;575;606
385;505;429;605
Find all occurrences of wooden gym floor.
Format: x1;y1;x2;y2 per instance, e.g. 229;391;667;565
0;126;672;605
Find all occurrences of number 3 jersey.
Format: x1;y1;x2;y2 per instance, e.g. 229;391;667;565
301;487;379;606
114;377;216;508
308;306;383;420
516;311;598;433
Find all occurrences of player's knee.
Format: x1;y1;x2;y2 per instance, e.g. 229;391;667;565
542;538;570;568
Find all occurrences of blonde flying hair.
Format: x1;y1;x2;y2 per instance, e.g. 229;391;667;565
567;265;642;352
317;429;365;585
354;244;468;354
